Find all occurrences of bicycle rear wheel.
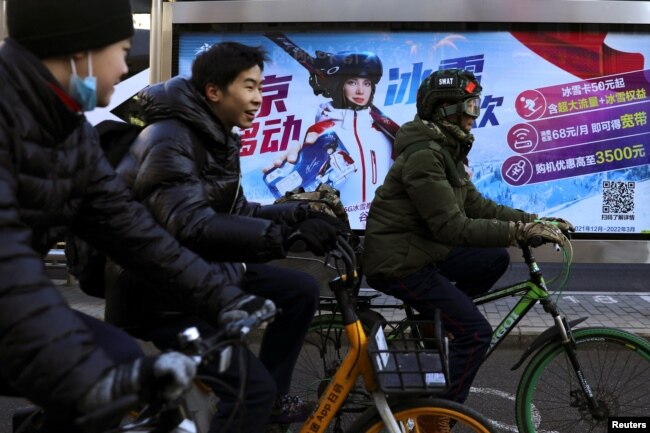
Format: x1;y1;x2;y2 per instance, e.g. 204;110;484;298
516;327;650;433
348;398;495;433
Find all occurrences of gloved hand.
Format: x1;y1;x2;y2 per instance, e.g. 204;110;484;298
77;352;196;414
306;210;350;234
219;294;276;327
537;216;575;234
287;218;339;256
509;221;567;247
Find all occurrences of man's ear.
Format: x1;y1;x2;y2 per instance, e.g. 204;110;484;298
69;51;90;75
205;83;221;103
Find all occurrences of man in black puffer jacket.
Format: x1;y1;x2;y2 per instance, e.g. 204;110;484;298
0;1;272;430
105;42;341;431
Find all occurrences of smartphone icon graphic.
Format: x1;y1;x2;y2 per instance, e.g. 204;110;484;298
264;131;355;198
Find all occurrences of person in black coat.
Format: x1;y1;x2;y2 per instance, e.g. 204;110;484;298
0;1;271;430
105;42;341;431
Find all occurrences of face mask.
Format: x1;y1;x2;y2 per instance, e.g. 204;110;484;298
69;53;97;111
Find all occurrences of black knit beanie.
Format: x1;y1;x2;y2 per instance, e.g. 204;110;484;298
7;0;134;58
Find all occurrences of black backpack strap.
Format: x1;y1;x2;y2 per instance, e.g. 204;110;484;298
68;120;143;299
95;120;143;168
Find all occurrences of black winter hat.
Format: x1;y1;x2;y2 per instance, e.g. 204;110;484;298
7;0;134;58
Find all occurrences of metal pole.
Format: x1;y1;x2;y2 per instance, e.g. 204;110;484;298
149;0;163;84
1;1;7;40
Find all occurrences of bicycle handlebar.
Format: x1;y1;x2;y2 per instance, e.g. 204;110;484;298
75;311;276;433
185;308;277;366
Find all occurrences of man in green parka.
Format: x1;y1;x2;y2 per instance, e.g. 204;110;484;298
363;69;572;422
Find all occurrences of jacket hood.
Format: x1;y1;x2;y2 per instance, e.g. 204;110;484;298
393;115;446;156
394;115;474;161
138;76;229;145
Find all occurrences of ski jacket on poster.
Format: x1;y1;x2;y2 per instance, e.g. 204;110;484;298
0;39;241;413
105;77;307;328
363;115;535;281
313;102;394;228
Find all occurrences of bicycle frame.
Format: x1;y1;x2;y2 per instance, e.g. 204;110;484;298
472;281;550;357
299;276;401;433
471;243;571;359
471;242;605;416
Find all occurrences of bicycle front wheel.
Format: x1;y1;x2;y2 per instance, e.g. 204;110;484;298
516;327;650;433
347;398;495;433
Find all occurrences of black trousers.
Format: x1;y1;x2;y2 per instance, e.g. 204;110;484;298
241;264;320;395
134;263;320;433
368;247;509;403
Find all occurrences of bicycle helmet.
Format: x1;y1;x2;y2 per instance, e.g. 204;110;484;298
416;69;482;121
309;50;383;109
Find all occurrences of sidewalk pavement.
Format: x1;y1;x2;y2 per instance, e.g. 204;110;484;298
55;273;650;348
367;288;650;345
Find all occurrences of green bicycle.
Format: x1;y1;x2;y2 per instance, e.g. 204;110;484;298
292;236;650;433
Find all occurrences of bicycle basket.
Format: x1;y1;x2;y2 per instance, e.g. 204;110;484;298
367;320;449;395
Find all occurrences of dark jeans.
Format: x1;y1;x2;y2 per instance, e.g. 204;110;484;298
242;264;320;395
133;263;319;433
367;247;509;403
1;312;144;432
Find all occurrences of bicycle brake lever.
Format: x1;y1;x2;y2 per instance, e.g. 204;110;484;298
335;241;357;287
328;248;343;260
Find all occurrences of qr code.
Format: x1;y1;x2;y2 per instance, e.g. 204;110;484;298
602;181;635;213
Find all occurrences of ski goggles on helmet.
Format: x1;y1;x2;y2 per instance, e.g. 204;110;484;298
439;96;481;119
462;97;481;118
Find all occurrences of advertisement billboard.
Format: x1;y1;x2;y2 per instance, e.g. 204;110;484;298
174;28;650;233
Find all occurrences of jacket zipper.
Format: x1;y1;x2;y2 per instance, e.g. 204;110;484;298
229;175;241;214
353;111;366;202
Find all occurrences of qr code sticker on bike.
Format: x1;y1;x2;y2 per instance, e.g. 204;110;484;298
602;181;635;214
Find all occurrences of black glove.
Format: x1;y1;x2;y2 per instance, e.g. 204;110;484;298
219;294;276;327
287;218;339;256
306;210;350;235
77;352;196;414
255;201;309;225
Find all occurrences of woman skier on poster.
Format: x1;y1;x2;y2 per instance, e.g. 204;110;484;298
266;49;400;228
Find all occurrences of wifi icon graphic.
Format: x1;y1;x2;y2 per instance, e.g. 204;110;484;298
507;123;538;153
